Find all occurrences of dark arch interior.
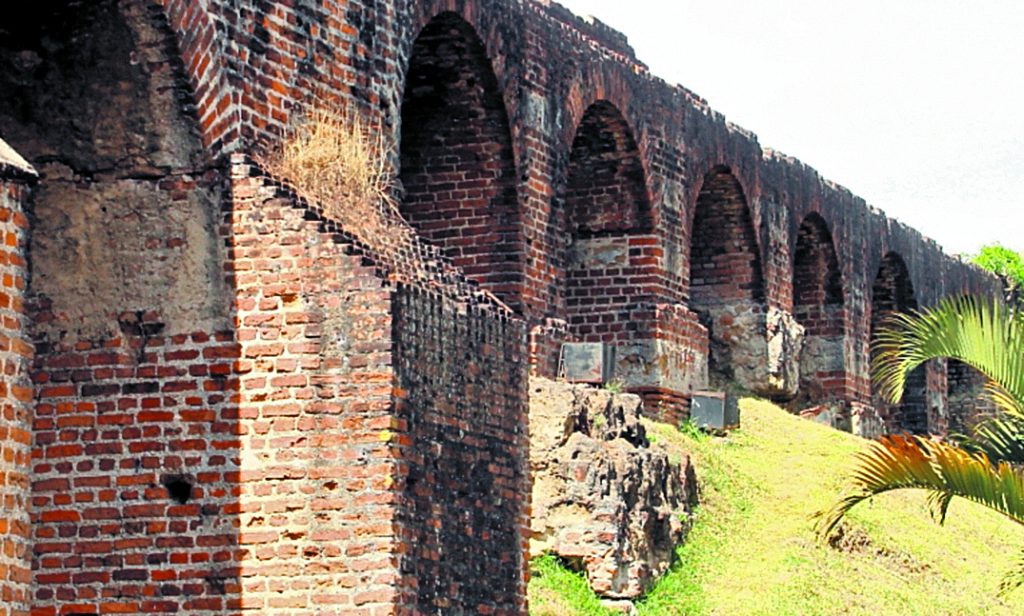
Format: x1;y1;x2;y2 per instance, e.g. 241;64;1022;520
563;101;653;341
793;213;843;318
791;213;847;414
565;100;651;237
399;12;522;310
871;252;927;433
689;167;765;381
689;167;764;306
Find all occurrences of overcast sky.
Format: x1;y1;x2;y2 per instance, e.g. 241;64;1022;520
557;0;1024;257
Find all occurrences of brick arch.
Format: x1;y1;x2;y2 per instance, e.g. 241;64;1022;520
793;213;843;314
161;0;238;156
689;166;764;305
792;213;848;416
688;165;765;383
399;11;522;310
871;251;927;433
566;100;652;236
562;100;656;341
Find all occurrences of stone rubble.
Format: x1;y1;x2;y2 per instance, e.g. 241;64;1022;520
529;377;696;599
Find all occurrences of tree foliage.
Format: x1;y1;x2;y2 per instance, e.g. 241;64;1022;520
971;244;1024;307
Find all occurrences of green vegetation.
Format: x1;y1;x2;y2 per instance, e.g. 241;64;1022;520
528;398;1022;615
820;295;1024;595
529;554;617;616
970;244;1024;306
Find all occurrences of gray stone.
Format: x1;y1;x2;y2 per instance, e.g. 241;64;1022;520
529;377;696;599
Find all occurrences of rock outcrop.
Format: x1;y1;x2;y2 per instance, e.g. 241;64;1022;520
529;377;697;599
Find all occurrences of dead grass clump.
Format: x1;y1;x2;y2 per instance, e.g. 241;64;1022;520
260;101;409;246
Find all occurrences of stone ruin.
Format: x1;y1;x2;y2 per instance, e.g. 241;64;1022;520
0;0;1000;613
529;378;696;600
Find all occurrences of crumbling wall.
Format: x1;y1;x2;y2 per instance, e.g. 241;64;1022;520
0;1;240;612
156;0;1003;429
529;377;695;600
0;0;227;341
0;0;1009;612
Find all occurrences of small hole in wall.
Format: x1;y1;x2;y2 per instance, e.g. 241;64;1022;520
161;475;193;505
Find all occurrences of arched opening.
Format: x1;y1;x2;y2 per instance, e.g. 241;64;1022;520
871;252;927;433
564;100;653;341
688;166;765;384
399;12;522;310
792;213;847;417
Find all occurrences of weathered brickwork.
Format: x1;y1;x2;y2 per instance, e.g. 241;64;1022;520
30;323;242;614
0;172;32;616
0;0;1006;613
230;162;404;614
565;101;658;343
791;213;849;421
399;13;523;311
869;252;928;434
393;286;528;614
947;359;992;434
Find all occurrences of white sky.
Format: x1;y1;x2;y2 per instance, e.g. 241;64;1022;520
557;0;1024;257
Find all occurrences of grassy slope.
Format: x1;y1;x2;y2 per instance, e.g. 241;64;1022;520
529;398;1024;615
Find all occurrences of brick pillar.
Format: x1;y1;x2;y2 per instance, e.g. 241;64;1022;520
229;159;405;613
0;149;35;616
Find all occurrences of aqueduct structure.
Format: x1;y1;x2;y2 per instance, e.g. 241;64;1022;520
0;0;997;613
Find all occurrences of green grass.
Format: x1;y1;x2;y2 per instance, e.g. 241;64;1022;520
528;398;1024;615
529;554;616;616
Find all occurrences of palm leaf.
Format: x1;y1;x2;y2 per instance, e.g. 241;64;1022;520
871;295;1024;461
872;296;1024;414
815;434;1024;539
822;294;1024;596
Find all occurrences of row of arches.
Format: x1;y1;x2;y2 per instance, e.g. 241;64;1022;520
395;11;939;434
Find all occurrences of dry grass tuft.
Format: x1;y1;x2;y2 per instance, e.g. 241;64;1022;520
259;101;409;247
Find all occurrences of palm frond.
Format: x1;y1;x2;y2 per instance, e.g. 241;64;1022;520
871;296;1024;460
964;415;1024;465
815;434;1024;540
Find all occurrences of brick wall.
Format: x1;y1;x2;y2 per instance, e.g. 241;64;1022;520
792;213;849;408
689;166;767;387
564;101;658;343
0;0;1009;612
869;252;927;434
947;359;992;434
30;319;241;614
229;162;405;614
156;0;1003;416
398;12;523;312
393;285;528;614
0;2;240;612
0;177;31;616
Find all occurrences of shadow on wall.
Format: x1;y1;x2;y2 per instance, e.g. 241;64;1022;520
870;252;927;435
0;1;243;611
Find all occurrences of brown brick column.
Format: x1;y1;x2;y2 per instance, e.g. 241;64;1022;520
0;149;35;616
